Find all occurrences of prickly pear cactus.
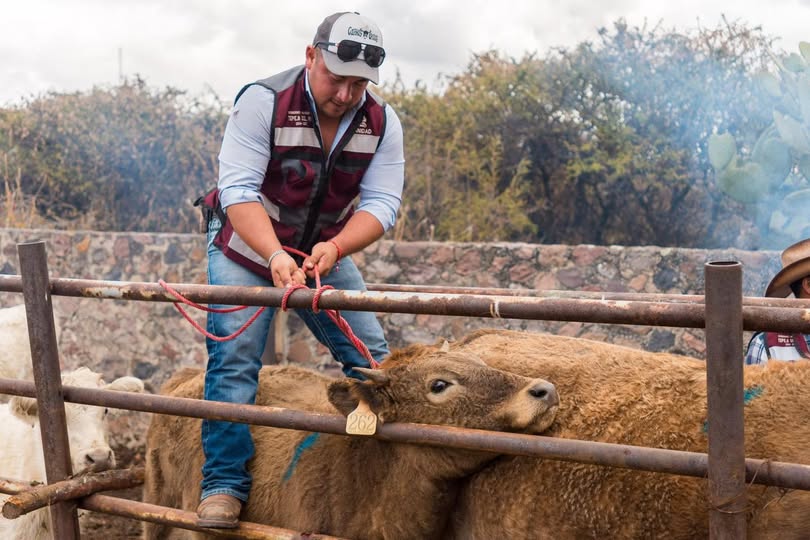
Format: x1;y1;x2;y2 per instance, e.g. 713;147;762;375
709;41;810;243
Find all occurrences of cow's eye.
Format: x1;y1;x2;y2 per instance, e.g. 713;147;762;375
429;379;451;393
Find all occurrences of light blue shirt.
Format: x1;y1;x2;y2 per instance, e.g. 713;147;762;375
217;72;405;231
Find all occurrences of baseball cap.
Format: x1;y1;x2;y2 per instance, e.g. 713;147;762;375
313;12;385;84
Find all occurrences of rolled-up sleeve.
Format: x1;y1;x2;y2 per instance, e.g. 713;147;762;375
217;85;276;210
356;105;405;231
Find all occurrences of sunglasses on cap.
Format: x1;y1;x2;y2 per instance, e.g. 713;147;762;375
317;40;386;68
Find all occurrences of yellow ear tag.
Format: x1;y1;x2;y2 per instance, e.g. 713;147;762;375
346;400;377;435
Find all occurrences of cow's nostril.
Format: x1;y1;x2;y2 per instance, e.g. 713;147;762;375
85;448;113;470
531;388;547;398
528;381;558;404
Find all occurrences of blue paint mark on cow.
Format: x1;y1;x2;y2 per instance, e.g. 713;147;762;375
744;385;764;404
702;385;765;432
283;432;321;483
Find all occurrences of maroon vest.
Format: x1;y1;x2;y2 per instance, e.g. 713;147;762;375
203;66;387;279
763;332;810;360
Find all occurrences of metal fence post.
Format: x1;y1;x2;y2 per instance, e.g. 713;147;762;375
705;260;746;539
18;240;79;539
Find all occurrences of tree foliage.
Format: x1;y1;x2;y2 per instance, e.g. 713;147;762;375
0;20;785;248
384;19;776;247
0;77;226;231
384;52;540;241
539;19;776;247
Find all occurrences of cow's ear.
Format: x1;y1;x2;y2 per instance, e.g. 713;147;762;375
9;396;38;420
104;376;145;393
328;380;361;415
328;379;383;416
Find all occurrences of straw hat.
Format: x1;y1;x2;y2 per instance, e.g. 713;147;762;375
765;238;810;297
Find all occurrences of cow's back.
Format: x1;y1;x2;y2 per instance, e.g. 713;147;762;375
155;366;332;408
450;330;810;539
451;331;709;538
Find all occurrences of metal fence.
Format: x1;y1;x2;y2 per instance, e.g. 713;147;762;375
2;240;810;539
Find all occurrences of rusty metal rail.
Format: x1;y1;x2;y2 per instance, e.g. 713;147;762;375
2;240;808;540
1;377;809;493
2;274;810;332
368;282;809;306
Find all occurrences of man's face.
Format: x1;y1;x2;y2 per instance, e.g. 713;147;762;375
799;277;810;299
306;46;369;120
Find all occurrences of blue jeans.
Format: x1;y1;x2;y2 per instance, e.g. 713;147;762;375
200;218;389;501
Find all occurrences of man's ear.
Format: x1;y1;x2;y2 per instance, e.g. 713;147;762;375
305;45;318;70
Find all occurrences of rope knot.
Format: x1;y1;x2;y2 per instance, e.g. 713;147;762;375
312;285;335;313
281;283;307;312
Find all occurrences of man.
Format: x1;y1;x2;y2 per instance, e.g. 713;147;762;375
745;238;810;364
195;12;404;528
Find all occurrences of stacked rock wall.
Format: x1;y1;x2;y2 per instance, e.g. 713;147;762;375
0;228;781;457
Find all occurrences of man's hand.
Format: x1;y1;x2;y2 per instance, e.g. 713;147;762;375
225;202;307;287
303;241;341;279
269;252;306;288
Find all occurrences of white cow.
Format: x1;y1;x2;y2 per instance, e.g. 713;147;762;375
0;367;145;540
0;304;62;381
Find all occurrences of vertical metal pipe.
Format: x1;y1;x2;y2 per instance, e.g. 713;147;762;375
705;261;746;539
17;241;79;539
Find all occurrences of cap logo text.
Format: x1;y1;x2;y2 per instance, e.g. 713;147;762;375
347;26;379;43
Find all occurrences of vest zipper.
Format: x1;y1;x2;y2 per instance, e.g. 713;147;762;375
299;108;365;251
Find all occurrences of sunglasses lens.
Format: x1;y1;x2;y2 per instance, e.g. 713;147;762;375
330;40;386;69
336;41;362;62
363;45;385;68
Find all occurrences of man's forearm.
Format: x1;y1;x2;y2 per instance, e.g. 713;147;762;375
225;202;283;262
330;210;385;256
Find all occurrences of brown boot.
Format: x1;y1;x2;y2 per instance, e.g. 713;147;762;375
196;494;242;528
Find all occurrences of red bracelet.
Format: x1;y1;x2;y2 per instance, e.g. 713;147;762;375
328;239;342;271
328;239;343;261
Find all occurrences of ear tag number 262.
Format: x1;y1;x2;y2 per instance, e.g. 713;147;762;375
346;401;377;435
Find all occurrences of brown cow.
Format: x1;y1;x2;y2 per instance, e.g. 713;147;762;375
447;329;810;539
142;347;559;539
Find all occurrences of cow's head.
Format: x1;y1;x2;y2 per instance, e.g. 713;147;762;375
9;367;145;475
327;347;559;435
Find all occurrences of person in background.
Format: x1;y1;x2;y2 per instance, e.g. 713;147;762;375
194;11;404;528
745;238;810;364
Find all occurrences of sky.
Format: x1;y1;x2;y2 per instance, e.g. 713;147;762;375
2;0;809;106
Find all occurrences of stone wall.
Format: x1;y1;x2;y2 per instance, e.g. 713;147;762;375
0;227;781;459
